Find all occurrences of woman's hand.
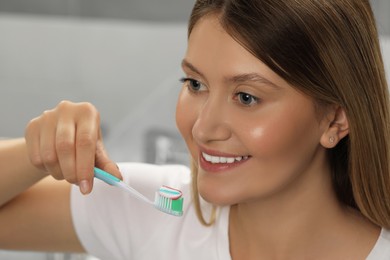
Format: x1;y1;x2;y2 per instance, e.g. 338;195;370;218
25;100;121;194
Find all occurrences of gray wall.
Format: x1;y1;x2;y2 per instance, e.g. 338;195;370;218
371;0;390;36
0;0;195;23
0;0;388;35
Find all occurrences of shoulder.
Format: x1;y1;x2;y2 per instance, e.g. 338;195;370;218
367;228;390;260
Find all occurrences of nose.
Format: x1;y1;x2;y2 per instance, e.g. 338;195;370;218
192;95;232;144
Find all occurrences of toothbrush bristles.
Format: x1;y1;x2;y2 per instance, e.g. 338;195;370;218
154;190;184;216
94;167;184;216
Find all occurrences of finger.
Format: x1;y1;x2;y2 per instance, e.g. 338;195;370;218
25;117;45;171
95;133;122;180
75;104;100;194
55;116;77;184
39;111;63;180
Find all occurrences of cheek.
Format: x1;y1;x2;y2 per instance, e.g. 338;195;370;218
247;111;319;163
241;106;321;175
175;89;198;158
249;100;320;152
252;119;301;152
241;109;324;196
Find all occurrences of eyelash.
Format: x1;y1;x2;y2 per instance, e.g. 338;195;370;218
179;77;206;93
234;92;259;106
179;77;260;106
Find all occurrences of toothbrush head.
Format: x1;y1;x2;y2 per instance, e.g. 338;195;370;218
154;186;184;216
94;167;184;216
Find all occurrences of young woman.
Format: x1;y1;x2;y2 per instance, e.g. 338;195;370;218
1;0;389;259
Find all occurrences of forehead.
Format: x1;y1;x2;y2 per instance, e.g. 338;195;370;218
184;15;291;90
186;15;253;69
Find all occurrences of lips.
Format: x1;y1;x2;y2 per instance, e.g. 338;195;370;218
199;150;251;172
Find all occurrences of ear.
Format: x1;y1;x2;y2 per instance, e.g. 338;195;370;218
320;106;349;148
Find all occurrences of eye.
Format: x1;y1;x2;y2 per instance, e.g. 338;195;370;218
180;77;206;93
236;92;259;106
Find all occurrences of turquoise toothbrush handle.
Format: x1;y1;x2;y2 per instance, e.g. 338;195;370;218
93;167;183;216
93;166;153;205
94;167;120;185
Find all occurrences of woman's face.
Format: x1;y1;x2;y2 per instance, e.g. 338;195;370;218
176;15;331;205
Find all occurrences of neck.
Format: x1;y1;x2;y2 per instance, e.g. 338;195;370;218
228;152;379;259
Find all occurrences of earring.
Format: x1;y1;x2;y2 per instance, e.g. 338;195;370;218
329;136;335;144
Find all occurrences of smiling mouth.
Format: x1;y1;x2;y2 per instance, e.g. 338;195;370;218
201;152;250;164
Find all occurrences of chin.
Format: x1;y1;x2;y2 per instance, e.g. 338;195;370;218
197;178;241;206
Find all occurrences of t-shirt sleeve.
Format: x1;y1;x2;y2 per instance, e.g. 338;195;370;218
366;229;390;260
70;162;191;260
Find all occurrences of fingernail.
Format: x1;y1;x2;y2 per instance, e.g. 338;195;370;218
79;180;90;195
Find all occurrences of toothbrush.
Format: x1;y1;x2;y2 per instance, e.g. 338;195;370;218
93;167;184;216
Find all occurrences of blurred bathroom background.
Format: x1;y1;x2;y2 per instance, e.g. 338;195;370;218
0;0;389;259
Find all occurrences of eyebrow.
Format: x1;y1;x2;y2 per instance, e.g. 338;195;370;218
181;59;205;78
181;59;280;89
229;73;279;88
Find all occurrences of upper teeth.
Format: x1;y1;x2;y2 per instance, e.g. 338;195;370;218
202;152;248;164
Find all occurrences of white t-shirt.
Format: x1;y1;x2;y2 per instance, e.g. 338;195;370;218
71;163;390;260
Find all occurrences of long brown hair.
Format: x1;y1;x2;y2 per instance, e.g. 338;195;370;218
187;0;390;228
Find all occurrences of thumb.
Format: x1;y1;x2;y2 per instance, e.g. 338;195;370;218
95;140;123;180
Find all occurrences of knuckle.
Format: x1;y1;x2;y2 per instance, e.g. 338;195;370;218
57;100;73;110
56;139;74;154
29;153;43;167
25;117;42;138
58;100;72;106
25;117;38;131
79;102;96;111
76;133;95;148
42;109;54;118
79;102;100;119
41;150;57;166
39;109;56;124
57;100;75;114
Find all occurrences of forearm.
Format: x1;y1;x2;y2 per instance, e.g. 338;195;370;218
0;138;84;252
0;138;46;206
